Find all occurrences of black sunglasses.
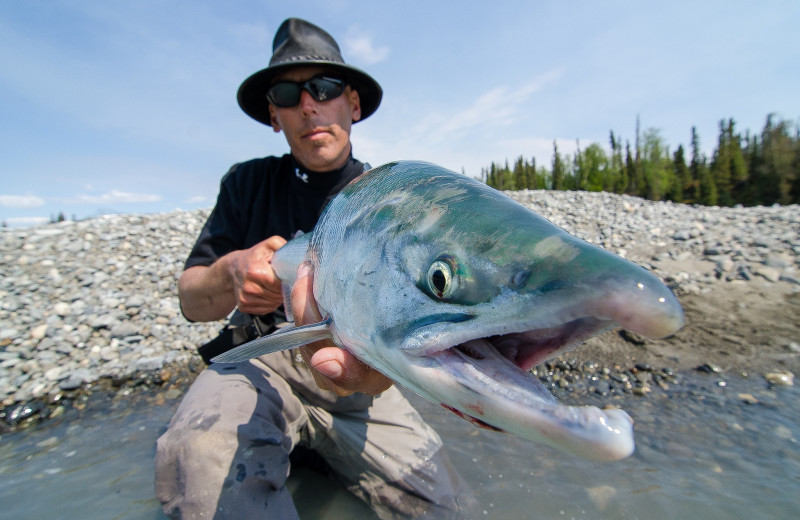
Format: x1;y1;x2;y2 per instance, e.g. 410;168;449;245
266;74;347;108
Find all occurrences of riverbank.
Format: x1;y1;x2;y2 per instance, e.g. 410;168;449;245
1;191;798;432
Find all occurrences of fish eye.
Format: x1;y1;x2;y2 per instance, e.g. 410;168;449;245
511;269;531;289
427;258;458;299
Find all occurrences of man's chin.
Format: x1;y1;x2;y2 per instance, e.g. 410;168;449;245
293;145;351;172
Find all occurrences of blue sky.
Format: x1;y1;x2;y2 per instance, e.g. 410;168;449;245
2;1;799;227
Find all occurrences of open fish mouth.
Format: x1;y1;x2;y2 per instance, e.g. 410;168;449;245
443;316;613;405
475;317;614;372
428;318;636;461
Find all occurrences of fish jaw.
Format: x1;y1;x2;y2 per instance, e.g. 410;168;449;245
373;336;634;462
441;339;636;461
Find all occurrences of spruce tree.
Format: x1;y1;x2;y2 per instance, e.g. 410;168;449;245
671;144;689;202
528;157;537;190
513;156;526;191
699;165;718;206
744;134;764;205
487;163;498;189
552;141;566;190
609;131;626;193
689;127;706;203
791;141;800;203
761;114;796;204
710;119;734;206
624;142;637;195
573;140;586;190
727;119;748;204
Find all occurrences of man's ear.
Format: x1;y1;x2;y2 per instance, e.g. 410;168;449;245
268;104;282;132
349;88;362;123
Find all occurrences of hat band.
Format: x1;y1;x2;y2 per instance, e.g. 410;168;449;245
271;54;344;66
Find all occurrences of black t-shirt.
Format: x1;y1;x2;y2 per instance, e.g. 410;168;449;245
186;153;376;410
186;153;366;269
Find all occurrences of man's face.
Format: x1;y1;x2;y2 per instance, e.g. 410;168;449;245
268;66;362;172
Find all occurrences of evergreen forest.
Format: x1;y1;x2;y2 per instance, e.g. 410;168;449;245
480;114;800;206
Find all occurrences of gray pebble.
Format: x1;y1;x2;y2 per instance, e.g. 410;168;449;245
110;322;139;339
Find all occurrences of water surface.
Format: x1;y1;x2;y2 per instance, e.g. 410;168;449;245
0;373;796;519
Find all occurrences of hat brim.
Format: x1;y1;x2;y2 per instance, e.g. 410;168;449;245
237;61;382;127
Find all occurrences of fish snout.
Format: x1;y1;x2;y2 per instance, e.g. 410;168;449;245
590;276;685;339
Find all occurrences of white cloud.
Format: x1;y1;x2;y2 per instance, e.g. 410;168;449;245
344;27;390;65
0;194;46;208
67;190;163;205
412;68;566;143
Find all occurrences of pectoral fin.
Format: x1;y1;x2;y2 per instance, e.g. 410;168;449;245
211;317;334;363
281;283;294;322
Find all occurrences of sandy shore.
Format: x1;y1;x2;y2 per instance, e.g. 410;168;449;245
580;278;799;377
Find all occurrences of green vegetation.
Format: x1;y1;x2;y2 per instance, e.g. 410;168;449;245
481;113;800;206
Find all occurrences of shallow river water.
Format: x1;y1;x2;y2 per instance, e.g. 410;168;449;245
0;372;797;519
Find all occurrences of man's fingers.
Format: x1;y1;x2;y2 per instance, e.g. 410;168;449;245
264;235;288;252
309;347;393;396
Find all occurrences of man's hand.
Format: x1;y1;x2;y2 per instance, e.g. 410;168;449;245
226;235;287;315
291;262;393;397
178;235;287;322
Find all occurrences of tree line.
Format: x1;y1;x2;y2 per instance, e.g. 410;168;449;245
481;113;800;206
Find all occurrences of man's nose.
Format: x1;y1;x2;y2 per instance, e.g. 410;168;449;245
298;89;319;115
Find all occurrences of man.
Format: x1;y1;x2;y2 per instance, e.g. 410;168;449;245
155;18;469;519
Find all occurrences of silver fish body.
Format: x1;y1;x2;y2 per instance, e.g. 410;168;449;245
214;161;685;461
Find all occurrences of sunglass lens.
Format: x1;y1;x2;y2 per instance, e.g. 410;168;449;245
307;77;344;102
267;83;301;108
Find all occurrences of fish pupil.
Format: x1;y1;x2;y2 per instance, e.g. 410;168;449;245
431;269;447;295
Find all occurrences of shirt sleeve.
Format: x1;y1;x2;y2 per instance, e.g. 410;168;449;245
184;165;246;269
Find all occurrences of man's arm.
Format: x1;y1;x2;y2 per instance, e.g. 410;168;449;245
179;235;287;322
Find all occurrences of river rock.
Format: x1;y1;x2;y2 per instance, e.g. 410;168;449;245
764;371;794;386
754;265;781;282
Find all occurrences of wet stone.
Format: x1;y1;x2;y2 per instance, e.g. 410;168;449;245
738;393;759;404
592;381;612;396
696;363;722;374
764;372;794;386
58;370;91;391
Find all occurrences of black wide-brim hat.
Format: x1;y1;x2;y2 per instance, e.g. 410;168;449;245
237;18;383;127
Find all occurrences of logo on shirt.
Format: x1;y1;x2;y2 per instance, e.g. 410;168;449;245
295;168;309;184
